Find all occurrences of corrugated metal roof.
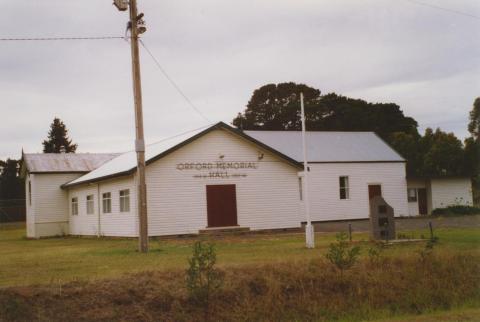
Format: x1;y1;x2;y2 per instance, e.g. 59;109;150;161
64;124;213;187
23;153;120;173
244;131;404;162
64;123;404;188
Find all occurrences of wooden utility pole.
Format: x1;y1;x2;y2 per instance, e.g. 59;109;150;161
122;0;149;252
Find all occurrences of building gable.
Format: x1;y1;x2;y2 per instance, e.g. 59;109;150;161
63;122;302;188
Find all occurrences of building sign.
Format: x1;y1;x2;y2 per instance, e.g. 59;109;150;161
176;161;258;179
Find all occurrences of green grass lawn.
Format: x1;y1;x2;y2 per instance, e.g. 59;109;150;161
0;224;479;288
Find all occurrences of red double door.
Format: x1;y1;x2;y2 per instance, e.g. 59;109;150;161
206;184;238;228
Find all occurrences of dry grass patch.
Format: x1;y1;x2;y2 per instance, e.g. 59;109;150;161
0;252;478;322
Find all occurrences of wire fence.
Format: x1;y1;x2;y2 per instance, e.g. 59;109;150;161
0;199;26;223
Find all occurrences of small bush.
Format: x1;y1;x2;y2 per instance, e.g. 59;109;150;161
186;241;224;320
325;232;360;274
367;242;385;265
432;205;480;216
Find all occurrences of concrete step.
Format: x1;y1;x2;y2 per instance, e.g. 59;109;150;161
198;226;250;235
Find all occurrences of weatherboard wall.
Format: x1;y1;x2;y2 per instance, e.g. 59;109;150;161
68;185;98;236
68;176;137;237
430;178;473;210
301;162;409;221
25;173;35;238
27;173;81;238
144;128;301;236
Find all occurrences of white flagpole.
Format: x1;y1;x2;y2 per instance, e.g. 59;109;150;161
301;92;315;248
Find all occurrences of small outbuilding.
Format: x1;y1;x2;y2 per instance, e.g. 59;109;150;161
20;153;119;237
406;177;473;215
22;122;410;238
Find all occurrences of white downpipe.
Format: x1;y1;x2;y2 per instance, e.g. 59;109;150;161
301;92;315;248
97;183;101;238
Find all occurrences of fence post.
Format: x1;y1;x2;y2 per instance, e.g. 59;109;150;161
348;223;352;242
429;221;434;240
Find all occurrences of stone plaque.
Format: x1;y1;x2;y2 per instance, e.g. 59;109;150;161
369;195;395;241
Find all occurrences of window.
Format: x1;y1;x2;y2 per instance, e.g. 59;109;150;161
339;176;349;200
102;192;111;214
119;189;130;212
71;197;78;216
28;181;32;206
298;177;303;201
407;188;417;202
86;195;94;215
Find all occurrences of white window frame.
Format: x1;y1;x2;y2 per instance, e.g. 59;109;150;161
119;189;130;213
28;181;32;206
86;195;94;215
102;192;112;214
407;188;417;202
339;176;350;200
71;197;79;216
298;177;303;201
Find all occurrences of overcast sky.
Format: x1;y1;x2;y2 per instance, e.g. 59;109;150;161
1;0;479;160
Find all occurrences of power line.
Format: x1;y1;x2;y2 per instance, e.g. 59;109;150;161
117;123;212;154
0;36;125;41
405;0;480;20
138;39;211;123
0;36;211;121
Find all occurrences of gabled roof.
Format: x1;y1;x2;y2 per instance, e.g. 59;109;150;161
62;122;303;188
22;153;120;174
62;122;405;189
245;131;404;163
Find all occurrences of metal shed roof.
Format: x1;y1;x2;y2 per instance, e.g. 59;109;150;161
244;131;404;163
23;153;120;173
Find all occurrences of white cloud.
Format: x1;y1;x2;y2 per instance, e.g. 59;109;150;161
0;0;479;159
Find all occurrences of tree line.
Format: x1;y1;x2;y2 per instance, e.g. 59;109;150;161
233;83;479;182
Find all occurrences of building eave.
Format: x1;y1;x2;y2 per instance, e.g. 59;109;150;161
61;170;135;189
309;160;406;164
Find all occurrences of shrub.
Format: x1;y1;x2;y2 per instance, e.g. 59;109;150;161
325;232;360;274
367;242;385;265
186;241;224;320
431;205;480;216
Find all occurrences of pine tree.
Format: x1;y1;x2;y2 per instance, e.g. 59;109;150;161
42;118;78;153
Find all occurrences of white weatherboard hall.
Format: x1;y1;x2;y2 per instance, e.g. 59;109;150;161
23;122;415;238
